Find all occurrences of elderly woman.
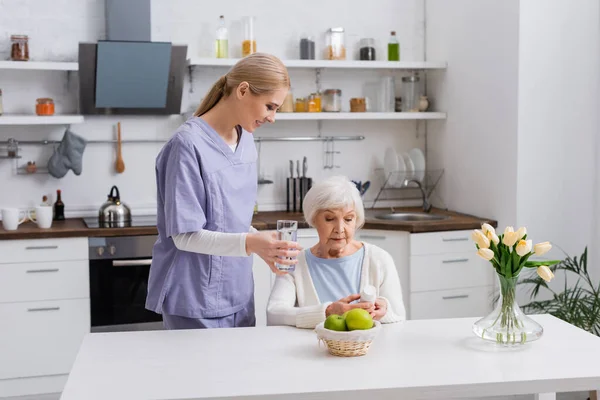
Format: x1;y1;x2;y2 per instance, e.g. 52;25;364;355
267;176;406;328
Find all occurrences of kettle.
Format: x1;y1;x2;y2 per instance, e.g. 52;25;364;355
98;185;131;227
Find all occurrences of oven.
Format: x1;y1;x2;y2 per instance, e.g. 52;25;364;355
85;217;163;333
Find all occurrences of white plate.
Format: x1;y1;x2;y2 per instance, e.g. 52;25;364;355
402;152;415;181
409;148;426;182
384;147;399;187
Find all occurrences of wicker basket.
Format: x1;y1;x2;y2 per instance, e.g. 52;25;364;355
314;321;381;357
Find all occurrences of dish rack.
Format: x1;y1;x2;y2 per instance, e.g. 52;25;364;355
371;168;444;209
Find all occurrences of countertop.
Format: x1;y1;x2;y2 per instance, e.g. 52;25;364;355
59;315;600;400
0;207;497;240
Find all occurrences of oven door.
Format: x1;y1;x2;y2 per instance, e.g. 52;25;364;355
89;257;163;333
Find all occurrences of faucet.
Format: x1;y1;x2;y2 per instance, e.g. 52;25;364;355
405;179;432;212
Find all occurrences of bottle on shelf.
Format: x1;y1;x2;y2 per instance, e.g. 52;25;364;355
215;15;228;59
53;189;65;221
388;31;400;61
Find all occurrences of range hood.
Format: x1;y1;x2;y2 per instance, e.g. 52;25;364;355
78;0;187;115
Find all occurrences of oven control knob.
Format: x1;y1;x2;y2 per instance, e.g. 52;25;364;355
97;247;105;256
108;245;117;256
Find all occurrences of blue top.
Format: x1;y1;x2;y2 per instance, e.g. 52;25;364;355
145;117;257;319
305;246;365;303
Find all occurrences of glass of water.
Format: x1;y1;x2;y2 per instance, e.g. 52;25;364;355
275;220;298;272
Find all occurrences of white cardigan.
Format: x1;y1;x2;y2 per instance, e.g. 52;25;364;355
266;243;406;329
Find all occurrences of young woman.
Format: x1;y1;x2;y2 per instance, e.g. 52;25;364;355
146;53;301;330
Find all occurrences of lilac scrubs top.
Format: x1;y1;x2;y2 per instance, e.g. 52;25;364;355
145;117;257;319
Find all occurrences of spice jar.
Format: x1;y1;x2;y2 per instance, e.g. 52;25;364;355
350;98;366;112
7;138;18;158
307;94;319;113
242;16;257;57
295;98;307;112
325;28;346;60
323;89;342;112
11;35;29;61
280;92;294;113
36;98;55;116
359;38;376;61
26;161;37;174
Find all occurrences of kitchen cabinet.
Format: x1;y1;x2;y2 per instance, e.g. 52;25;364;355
0;238;90;399
408;230;494;320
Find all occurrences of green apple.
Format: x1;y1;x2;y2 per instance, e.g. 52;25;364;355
345;308;374;331
324;314;348;331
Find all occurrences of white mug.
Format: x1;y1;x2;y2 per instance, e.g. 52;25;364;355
28;206;53;229
1;208;28;231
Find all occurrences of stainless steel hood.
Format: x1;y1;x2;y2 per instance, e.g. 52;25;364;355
78;0;187;115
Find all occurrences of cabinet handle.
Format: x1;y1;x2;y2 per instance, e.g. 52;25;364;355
442;258;469;264
297;235;318;239
441;238;468;242
25;245;59;250
27;307;60;312
26;268;60;273
442;295;469;300
359;235;386;240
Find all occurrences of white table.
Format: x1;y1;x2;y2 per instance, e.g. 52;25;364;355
60;315;600;400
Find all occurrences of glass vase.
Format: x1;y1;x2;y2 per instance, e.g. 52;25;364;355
472;273;544;345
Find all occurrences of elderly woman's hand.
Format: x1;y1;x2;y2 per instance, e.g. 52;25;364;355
325;294;375;316
246;231;302;275
371;298;387;321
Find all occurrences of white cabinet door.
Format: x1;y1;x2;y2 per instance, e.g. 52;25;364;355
356;229;410;312
410;286;493;320
0;299;90;380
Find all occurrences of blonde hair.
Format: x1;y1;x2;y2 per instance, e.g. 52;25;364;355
303;176;365;229
193;53;290;117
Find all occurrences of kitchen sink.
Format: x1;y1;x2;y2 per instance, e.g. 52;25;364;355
374;212;450;222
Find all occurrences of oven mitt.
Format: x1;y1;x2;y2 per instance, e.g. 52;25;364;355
47;130;87;178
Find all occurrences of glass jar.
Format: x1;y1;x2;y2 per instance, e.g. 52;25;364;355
401;75;420;112
325;28;345;60
36;98;55;116
323;89;342;112
242;16;256;57
7;138;18;158
280;92;294;113
307;94;319;113
295;98;307;112
350;97;366;112
11;35;29;61
359;38;376;61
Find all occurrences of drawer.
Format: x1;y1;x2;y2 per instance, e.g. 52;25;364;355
410;253;493;292
0;298;90;380
0;260;89;303
410;286;493;320
410;230;474;255
0;238;88;264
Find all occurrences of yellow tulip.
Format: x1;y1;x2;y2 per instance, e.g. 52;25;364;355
481;223;495;236
502;230;519;247
471;229;490;249
515;239;532;256
516;227;527;240
486;230;500;245
534;241;552;256
537;265;554;282
477;248;495;261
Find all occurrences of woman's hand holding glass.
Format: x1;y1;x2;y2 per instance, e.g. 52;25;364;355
246;231;302;275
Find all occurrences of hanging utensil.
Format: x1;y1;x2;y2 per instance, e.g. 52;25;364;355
115;122;125;174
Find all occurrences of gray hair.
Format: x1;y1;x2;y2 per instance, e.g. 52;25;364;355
302;175;365;228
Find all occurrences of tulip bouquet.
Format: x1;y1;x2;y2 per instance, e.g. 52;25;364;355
471;223;561;345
